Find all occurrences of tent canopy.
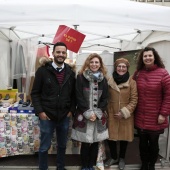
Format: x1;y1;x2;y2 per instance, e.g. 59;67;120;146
0;0;170;52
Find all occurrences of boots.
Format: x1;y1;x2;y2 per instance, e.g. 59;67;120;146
140;162;148;170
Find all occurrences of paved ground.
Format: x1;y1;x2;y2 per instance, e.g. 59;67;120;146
0;137;169;170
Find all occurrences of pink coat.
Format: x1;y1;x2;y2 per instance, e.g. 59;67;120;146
134;65;170;131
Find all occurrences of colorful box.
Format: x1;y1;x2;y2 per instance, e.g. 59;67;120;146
8;106;18;114
17;104;35;114
0;89;18;102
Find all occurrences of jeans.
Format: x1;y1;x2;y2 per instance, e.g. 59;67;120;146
39;116;70;170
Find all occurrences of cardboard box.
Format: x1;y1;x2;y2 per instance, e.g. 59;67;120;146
8;106;18;114
17;104;35;114
0;89;18;101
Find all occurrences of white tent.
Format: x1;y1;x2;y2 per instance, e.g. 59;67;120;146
0;0;170;165
0;0;170;89
0;0;170;51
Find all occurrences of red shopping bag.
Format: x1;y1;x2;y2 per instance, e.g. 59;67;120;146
52;25;86;53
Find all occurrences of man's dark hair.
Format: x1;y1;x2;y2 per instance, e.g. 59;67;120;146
53;42;67;52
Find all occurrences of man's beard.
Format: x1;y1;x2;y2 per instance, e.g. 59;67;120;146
54;56;65;64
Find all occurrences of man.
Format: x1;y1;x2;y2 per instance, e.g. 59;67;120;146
31;42;76;170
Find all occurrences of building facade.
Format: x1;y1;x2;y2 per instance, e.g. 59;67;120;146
131;0;170;6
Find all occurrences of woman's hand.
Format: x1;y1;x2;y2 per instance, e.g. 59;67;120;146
114;112;123;120
158;114;165;124
90;113;97;121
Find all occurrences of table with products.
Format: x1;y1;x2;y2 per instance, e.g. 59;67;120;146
0;111;80;158
0;89;80;158
0;112;40;157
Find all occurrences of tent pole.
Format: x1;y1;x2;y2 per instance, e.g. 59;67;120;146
165;117;170;161
0;30;12;41
160;117;170;167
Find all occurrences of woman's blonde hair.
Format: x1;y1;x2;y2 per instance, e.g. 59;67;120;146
78;53;107;76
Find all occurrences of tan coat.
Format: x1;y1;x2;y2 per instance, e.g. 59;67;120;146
107;76;138;142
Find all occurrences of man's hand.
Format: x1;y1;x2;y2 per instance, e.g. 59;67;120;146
67;112;72;117
39;112;50;120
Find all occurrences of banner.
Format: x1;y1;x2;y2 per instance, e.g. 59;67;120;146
53;25;86;53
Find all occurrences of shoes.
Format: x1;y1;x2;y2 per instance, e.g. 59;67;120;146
81;167;94;170
56;168;67;170
119;158;125;170
148;164;155;170
22;100;30;107
4;94;10;100
104;158;118;167
81;167;88;170
140;162;149;170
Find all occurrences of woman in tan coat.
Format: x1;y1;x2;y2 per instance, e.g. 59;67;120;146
105;58;138;170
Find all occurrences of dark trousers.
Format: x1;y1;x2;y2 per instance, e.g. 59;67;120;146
80;142;98;168
138;130;160;166
107;140;128;160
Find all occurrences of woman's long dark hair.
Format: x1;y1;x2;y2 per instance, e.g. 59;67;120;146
136;47;165;71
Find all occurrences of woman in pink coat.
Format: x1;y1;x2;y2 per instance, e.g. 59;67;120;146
134;47;170;170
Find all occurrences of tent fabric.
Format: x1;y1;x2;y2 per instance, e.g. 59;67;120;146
0;0;170;52
0;0;170;162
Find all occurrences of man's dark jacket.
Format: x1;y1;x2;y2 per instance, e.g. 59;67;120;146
31;61;76;122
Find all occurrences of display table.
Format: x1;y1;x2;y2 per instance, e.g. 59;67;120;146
0;113;40;157
0;112;80;158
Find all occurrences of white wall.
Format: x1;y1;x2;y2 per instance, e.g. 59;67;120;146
76;51;114;77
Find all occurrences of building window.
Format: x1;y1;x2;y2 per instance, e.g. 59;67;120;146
147;0;154;2
155;0;162;2
164;0;170;2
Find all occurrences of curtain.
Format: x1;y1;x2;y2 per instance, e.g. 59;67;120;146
0;38;10;89
11;38;38;95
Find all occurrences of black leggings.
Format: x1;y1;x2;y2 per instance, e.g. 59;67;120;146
138;130;160;164
107;140;128;160
80;142;98;167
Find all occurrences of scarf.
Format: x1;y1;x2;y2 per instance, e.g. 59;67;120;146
113;71;129;85
83;69;104;82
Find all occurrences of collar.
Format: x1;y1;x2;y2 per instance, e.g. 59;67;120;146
143;64;158;71
108;76;130;92
52;61;65;69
